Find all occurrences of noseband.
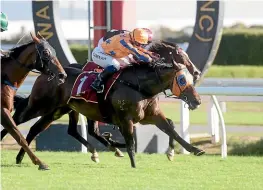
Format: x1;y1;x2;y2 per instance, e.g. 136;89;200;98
2;42;57;91
35;43;57;81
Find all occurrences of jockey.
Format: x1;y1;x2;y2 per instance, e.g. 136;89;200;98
96;28;153;50
91;28;157;93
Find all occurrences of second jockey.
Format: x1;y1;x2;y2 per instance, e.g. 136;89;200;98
91;28;156;93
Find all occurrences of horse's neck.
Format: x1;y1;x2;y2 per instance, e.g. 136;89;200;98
2;44;35;88
123;66;174;96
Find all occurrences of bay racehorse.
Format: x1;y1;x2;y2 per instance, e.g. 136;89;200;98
4;41;205;168
1;32;67;170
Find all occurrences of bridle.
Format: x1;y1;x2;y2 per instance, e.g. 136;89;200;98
150;51;192;105
34;42;58;81
117;48;194;106
7;41;57;80
2;41;57;91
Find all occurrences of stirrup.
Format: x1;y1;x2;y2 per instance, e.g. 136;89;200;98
97;84;104;94
91;81;104;93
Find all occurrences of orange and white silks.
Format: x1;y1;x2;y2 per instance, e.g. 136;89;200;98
101;33;152;62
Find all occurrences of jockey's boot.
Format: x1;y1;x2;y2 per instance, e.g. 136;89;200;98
91;65;118;93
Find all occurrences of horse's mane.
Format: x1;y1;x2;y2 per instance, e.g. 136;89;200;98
132;40;180;69
1;41;34;62
149;40;180;52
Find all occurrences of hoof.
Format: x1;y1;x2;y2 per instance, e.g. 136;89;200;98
166;149;175;161
38;164;49;170
115;149;124;157
166;154;174;161
91;153;100;163
16;157;23;164
194;149;205;156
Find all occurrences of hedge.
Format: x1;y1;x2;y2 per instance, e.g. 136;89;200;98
70;44;91;64
69;29;263;66
214;29;263;66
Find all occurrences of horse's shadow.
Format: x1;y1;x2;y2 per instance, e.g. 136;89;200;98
1;163;31;168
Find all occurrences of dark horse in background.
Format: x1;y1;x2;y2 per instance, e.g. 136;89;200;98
1;33;67;170
3;41;204;168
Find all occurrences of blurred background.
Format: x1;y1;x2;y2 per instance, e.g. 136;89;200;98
1;0;263;156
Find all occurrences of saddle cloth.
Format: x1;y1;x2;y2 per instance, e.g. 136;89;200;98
70;62;121;103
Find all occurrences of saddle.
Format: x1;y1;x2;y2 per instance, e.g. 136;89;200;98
69;61;122;123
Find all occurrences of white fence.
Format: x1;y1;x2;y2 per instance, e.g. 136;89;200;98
176;87;263;158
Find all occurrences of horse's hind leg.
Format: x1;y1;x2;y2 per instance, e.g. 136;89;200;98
15;107;70;164
87;120;125;157
67;111;99;163
1;107;48;170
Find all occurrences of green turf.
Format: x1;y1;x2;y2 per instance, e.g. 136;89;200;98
1;151;263;190
205;65;263;78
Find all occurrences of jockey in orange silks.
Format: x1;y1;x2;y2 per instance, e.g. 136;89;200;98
91;28;156;93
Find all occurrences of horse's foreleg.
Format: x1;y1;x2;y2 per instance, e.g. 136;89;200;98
16;107;70;165
146;111;205;156
87;120;125;157
67;111;98;163
166;118;177;161
1;107;48;170
1;96;30;141
119;119;136;168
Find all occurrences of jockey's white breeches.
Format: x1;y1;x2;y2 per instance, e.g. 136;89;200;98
92;38;131;70
97;37;104;48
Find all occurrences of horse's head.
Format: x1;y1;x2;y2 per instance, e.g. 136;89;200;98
31;32;67;84
171;63;201;110
150;41;201;84
149;41;201;110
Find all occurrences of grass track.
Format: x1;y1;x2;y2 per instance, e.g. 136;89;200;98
1;151;263;190
205;65;263;78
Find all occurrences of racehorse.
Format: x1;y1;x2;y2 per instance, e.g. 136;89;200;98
4;41;205;168
1;32;67;170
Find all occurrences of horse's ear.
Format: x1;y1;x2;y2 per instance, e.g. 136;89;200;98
37;31;46;41
30;32;41;44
